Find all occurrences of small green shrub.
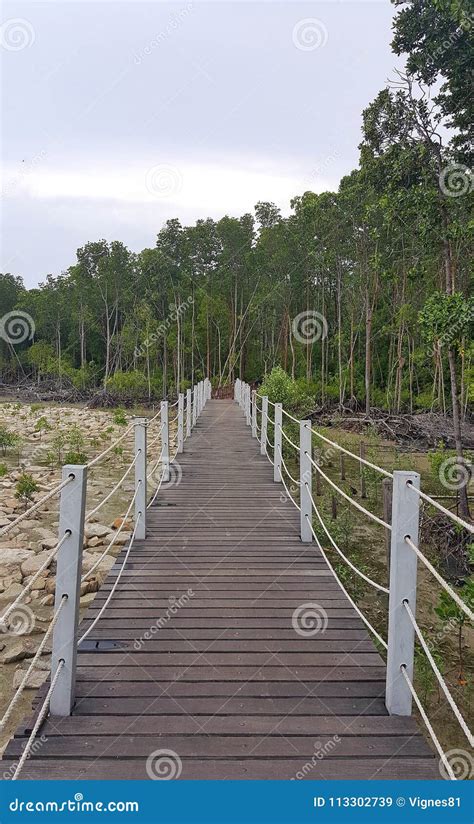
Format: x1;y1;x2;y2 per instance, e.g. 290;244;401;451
15;473;39;509
64;450;88;465
112;408;128;426
0;426;19;456
0;463;8;477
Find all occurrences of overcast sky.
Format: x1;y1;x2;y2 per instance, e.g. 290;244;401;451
1;0;403;287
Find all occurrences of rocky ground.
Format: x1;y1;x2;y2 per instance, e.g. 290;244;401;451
0;401;166;754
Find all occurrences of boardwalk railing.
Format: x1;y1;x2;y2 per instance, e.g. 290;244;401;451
0;378;212;779
235;378;473;780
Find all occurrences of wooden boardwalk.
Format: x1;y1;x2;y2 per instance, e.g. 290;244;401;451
2;400;437;779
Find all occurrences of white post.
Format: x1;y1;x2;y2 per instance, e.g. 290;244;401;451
206;377;212;400
251;390;257;438
299;421;312;543
274;403;282;482
186;388;192;438
260;395;268;456
134;417;147;539
245;385;251;426
234;379;240;403
161;401;169;482
50;465;87;716
177;393;184;454
192;385;197;427
386;470;420;716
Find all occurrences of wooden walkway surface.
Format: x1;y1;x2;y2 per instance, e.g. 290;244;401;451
2;400;437;779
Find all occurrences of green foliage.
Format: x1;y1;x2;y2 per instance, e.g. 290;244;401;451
419;292;473;349
106;371;149;398
0;463;8;477
0;426;19;456
15;473;39;509
63;450;88;464
34;416;51;434
260;367;314;415
112;408;128;426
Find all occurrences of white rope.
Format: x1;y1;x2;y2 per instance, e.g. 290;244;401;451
281;407;300;425
305;423;392;479
278;445;300;487
0;596;67;731
146;408;161;426
0;532;69;627
147;422;164;449
308;490;389;594
280;426;299;451
403;600;473;747
400;665;456;780
265;445;275;466
86;424;133;469
406;481;474;534
85;451;139;521
81;487;139;582
306;451;391;530
404;537;474;621
11;658;65;781
147;448;163;481
279;467;301;512
305;515;388;649
0;475;74;538
78;513;141;645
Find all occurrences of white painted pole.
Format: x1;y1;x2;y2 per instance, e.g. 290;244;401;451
260;396;268;456
234;379;240;403
177;393;184;454
186;388;192;438
299;421;312;543
192;385;197;427
134;417;147;539
161;401;170;482
50;464;87;716
251;390;257;438
245;385;251;426
274;403;282;483
386;470;420;716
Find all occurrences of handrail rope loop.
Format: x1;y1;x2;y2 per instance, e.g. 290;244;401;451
307;490;389;594
0;475;75;538
404;536;474;621
147;448;164;481
406;480;474;534
279;469;301;512
78;512;141;645
82;485;140;582
305;451;391;530
147;422;164;449
403;600;473;746
11;658;65;780
85;451;140;522
0;595;67;732
0;531;70;627
86;424;134;469
399;665;456;780
304;423;392;478
279;425;299;451
305;515;388;649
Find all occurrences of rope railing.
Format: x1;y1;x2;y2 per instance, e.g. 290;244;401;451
277;445;300;488
86;424;134;469
404;536;474;621
81;487;140;582
403;599;473;747
406;480;474;534
305;423;392;479
306;450;391;531
0;475;74;538
11;658;65;781
0;596;67;732
280;426;299;451
0;531;70;628
400;665;455;780
85;451;139;522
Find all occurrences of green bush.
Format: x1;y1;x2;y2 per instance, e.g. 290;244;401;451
0;426;19;456
0;463;8;477
112;408;128;426
106;371;149;398
259;367;313;415
64;450;88;465
15;473;39;509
